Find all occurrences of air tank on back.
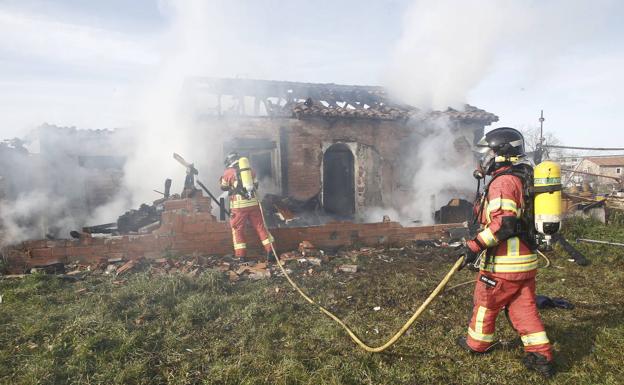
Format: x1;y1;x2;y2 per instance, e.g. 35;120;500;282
237;157;255;198
534;160;562;238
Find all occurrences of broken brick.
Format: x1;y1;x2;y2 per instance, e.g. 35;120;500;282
227;271;239;282
298;240;314;252
216;262;231;272
116;260;137;275
248;268;271;280
307;257;322;266
338;264;358;273
279;252;298;262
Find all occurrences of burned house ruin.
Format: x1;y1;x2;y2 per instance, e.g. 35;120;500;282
1;78;500;272
185;78;499;219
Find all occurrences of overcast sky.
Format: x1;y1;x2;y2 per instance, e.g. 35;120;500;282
0;0;622;147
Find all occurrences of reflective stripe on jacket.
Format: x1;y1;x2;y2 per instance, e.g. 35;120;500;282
229;195;259;209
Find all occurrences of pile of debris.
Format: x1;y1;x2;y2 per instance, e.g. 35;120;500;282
1;255;274;283
278;240;358;274
78;179;175;237
261;194;323;228
2;239;420;283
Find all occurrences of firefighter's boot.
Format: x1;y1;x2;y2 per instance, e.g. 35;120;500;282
456;336;487;354
522;352;554;378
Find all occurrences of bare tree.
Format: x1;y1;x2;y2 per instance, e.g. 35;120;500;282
519;126;564;160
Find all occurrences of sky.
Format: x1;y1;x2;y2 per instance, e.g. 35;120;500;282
0;0;623;148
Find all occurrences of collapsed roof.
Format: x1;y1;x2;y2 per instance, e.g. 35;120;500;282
186;77;499;124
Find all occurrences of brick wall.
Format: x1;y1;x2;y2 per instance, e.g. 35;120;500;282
283;118;409;207
4;194;463;273
200;116;482;214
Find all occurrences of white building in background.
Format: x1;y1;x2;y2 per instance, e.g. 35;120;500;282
554;154;624;190
578;155;624;183
554;155;584;186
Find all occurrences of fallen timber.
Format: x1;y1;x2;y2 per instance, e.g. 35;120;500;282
2;193;464;274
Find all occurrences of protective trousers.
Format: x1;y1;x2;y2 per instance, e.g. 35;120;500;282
229;205;273;258
466;274;553;361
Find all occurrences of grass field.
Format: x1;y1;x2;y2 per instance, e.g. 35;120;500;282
1;217;623;385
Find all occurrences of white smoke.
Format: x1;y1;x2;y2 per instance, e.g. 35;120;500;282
386;0;611;110
0;132;127;246
91;1;242;221
381;0;613;224
386;0;522;110
0;191;77;245
0;1;285;241
401;116;475;223
380;0;522;224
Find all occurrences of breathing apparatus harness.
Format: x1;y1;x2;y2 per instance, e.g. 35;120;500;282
473;157;538;268
227;158;257;200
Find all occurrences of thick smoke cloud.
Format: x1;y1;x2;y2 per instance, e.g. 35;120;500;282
0;192;75;245
90;1;241;222
401;117;475;223
0;1;274;244
386;0;612;111
362;116;476;225
377;0;615;224
0;129;129;246
386;0;521;110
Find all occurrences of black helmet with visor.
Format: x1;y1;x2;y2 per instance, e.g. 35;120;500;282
475;127;526;175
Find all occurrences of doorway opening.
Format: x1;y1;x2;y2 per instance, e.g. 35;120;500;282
323;143;355;216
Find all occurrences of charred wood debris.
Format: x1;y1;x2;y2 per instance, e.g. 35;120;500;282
74;189;325;241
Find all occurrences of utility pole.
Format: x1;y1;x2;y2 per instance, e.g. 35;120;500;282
534;110;545;164
539;110;544;146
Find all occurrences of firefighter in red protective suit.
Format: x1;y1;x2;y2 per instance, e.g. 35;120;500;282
220;152;275;262
456;127;554;378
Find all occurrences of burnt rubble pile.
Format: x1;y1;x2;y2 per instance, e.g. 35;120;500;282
261;193;323;227
116;203;164;234
2;239;464;284
435;198;474;224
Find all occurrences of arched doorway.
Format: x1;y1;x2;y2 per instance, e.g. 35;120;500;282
323;143;355;216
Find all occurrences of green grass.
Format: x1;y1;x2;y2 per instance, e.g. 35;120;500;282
1;218;623;385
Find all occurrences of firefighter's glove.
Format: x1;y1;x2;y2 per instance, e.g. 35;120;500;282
456;240;480;271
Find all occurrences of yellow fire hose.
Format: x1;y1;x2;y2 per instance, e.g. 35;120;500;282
258;203;464;353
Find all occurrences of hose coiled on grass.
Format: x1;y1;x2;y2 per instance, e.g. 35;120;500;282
259;203;463;353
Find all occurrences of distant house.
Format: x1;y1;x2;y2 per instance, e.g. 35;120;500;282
576;155;624;189
556;155;584;185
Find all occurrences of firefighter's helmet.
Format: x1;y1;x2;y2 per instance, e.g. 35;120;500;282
224;152;240;168
475;127;526;175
